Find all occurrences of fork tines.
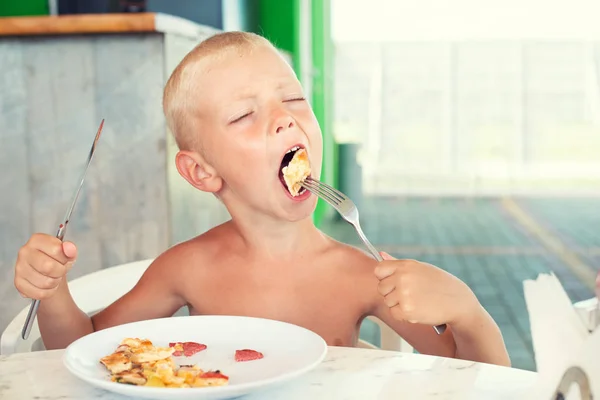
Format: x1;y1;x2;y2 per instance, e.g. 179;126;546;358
301;177;344;205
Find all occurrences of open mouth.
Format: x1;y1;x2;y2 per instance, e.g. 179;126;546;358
279;145;311;197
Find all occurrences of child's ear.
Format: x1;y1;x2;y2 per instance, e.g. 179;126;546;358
175;150;223;193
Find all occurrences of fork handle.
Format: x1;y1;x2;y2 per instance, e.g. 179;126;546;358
355;224;447;335
358;230;384;262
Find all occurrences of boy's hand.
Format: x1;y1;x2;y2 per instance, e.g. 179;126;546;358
14;233;77;300
374;252;479;327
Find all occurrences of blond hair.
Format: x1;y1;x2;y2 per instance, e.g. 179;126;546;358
163;31;271;151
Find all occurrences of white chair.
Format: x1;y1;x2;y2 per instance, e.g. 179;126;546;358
573;297;599;332
358;316;413;352
1;258;411;354
1;259;153;355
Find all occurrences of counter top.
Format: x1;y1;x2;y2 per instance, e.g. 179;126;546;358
0;12;218;39
0;346;538;399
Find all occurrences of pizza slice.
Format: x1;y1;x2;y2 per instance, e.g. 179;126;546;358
100;350;132;374
235;349;264;362
169;341;207;357
112;368;147;385
192;370;229;387
175;364;204;385
130;345;175;363
99;337;230;388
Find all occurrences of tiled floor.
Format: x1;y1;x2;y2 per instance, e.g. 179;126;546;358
319;197;598;372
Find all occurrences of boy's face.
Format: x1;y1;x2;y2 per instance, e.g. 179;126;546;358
188;44;323;220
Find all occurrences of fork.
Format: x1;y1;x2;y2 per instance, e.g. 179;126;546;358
301;176;447;335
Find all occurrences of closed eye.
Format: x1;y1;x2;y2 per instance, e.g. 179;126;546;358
230;112;252;124
284;97;306;103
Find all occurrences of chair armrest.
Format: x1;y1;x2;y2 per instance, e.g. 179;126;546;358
0;306;40;355
365;315;413;353
1;259;153;355
573;297;599;332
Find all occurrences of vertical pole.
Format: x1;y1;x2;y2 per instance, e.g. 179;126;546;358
310;0;337;225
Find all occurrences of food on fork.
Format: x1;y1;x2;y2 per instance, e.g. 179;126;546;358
99;338;229;388
281;147;311;196
235;349;264;362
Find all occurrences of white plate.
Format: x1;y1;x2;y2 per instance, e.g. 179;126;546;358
63;315;328;399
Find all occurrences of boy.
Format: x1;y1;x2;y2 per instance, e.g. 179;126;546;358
14;31;510;366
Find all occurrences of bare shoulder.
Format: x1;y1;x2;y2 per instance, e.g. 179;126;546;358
322;236;378;280
91;222;235;330
324;236;378;272
149;221;233;279
319;236;381;315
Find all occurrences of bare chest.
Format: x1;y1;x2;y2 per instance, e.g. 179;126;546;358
184;263;369;347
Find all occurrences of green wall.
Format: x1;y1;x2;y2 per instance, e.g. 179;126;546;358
0;0;48;16
309;0;337;225
256;0;298;64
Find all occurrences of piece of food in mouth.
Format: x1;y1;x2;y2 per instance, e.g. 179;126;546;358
280;147;311;196
168;341;207;357
235;349;264;362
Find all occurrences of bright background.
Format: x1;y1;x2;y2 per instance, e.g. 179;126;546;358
0;0;598;371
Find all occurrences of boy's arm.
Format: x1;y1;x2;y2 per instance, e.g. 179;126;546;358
38;254;187;350
448;305;510;365
365;251;510;366
372;301;511;366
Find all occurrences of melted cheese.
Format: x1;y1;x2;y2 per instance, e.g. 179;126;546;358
99;338;228;389
282;149;311;196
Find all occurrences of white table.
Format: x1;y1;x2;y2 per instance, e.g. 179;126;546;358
0;347;537;399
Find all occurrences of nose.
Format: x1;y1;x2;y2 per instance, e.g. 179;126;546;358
273;114;295;134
